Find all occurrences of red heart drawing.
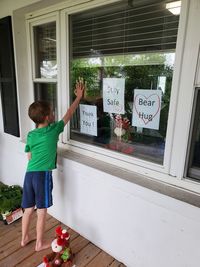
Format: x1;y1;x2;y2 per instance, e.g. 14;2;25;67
134;93;161;125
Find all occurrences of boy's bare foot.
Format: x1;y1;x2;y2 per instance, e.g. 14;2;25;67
21;235;35;247
35;240;51;252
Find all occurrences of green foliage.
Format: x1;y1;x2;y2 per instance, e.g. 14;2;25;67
0;184;22;214
71;60;101;99
71;53;174;145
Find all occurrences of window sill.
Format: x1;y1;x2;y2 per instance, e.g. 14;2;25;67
57;148;200;208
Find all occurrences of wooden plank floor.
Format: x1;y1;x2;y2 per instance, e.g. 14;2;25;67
0;211;125;267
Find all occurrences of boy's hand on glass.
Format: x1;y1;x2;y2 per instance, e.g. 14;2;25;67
62;78;86;125
74;77;85;100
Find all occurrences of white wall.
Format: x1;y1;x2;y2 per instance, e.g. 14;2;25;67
1;136;200;267
1;0;200;266
0;0;41;18
50;156;200;267
0;134;26;185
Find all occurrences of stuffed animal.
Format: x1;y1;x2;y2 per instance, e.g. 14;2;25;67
43;226;74;267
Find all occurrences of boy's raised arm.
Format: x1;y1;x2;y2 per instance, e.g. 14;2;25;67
62;78;85;126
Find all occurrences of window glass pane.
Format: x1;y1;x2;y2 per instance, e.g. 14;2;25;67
187;88;200;180
33;21;57;79
69;0;181;164
34;83;57;120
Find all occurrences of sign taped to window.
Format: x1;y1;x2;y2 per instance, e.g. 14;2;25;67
80;104;97;136
132;89;162;130
103;78;125;114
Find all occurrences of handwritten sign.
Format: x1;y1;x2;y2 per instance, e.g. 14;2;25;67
103;78;125;114
80;104;97;136
132;89;162;130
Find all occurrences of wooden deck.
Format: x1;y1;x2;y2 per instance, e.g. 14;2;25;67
0;211;125;267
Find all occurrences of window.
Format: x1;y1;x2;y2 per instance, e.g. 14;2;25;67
69;0;181;164
31;17;58;119
34;83;57;115
186;88;200;180
33;21;57;79
0;16;19;137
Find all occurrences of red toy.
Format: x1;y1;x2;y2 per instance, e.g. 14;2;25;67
43;226;74;267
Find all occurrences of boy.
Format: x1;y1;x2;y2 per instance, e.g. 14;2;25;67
21;78;85;251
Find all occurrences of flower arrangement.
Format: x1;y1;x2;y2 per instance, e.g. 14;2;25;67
105;115;134;154
114;114;131;141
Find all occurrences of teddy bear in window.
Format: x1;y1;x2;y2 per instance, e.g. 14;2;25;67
43;226;74;267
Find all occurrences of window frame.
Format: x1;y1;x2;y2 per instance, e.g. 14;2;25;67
169;0;200;181
26;12;62;126
61;0;188;176
184;87;200;179
24;0;200;193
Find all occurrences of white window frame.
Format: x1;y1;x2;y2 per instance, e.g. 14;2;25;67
169;0;200;181
60;0;189;175
184;83;200;180
24;0;200;194
26;12;62;127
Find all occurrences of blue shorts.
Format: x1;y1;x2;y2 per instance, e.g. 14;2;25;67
21;171;53;209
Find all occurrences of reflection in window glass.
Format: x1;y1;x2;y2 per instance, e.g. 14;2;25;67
33;22;57;78
69;0;181;164
187;88;200;180
34;83;57;120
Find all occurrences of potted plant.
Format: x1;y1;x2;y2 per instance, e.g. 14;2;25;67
0;183;23;224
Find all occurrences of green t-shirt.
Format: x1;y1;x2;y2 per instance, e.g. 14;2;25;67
25;120;64;171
